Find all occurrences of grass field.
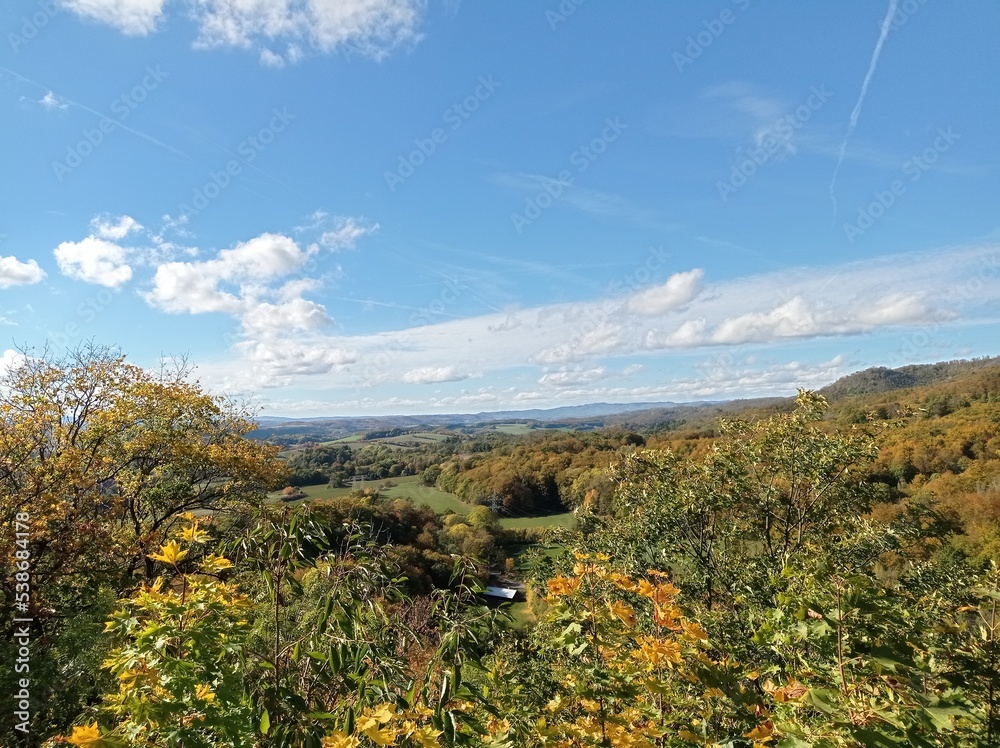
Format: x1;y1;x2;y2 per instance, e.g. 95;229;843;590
320;434;363;444
311;431;451;449
271;475;577;526
378;478;471;514
491;423;535;435
507;601;535;629
271;475;472;515
499;512;577;529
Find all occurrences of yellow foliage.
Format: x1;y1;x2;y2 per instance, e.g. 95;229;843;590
65;723;105;747
199;554;234;573
410;725;444;746
322;731;361;748
148;540;188;566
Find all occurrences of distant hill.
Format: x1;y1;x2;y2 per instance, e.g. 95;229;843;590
819;357;1000;400
250;401;714;444
250;356;1000;444
254;401;700;426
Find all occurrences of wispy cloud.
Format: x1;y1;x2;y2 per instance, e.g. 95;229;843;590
186;243;999;403
39;90;68;110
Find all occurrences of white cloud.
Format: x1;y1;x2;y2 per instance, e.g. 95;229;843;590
855;292;933;325
61;0;165;35
217;233;314;280
145;233;316;315
0;256;46;288
711;296;827;345
259;48;286;67
539;367;608;387
91;214;142;240
39;91;68;110
532;320;627;364
645;318;706;349
235;338;357;380
143;228;382;388
146;261;242;314
54;237;132;287
180;243;1000;410
320;216;379;250
402;366;471;384
60;0;424;62
0;349;27;379
190;0;424;62
241;298;332;335
708;292;941;346
627;269;703;315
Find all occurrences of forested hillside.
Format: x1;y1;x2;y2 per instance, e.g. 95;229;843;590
4;349;1000;746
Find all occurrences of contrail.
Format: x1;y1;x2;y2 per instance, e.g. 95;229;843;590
828;0;899;218
0;66;190;161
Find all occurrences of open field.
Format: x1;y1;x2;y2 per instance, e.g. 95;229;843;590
320;434;363;444
270;474;472;515
499;512;577;529
491;423;535;435
271;475;579;525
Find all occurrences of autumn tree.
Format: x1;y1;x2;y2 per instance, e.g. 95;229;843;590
0;345;285;741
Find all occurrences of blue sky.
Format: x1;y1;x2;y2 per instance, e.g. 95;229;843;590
1;0;998;416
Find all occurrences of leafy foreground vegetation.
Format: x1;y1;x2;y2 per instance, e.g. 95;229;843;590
3;349;1000;746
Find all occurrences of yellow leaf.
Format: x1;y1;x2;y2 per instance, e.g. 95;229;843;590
179;524;211;544
199;554;233;573
681;621;709;641
410;702;434;718
633;636;683;667
608;600;638;628
322;731;361;748
772;680;808;702
546;575;580;596
148;540;188;566
368;702;397;724
410;725;443;747
744;722;773;740
356;715;378;732
194;683;216;702
363;724;398;746
66;723;105;747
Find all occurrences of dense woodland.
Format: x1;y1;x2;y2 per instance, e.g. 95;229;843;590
3;348;1000;746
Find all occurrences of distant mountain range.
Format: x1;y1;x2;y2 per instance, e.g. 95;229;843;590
250;356;1000;443
255;400;713;426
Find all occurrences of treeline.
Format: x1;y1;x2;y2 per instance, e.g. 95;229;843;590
283;441;453;486
429;430;646;515
288;492;512;591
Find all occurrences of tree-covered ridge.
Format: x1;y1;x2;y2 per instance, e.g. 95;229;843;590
818;357;1000;400
4;349;1000;746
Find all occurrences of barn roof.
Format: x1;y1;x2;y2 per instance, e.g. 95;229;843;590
483;586;517;599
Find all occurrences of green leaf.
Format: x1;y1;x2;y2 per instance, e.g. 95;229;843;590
922;705;965;731
260;708;270;735
803;688;838;715
776;737;814;748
